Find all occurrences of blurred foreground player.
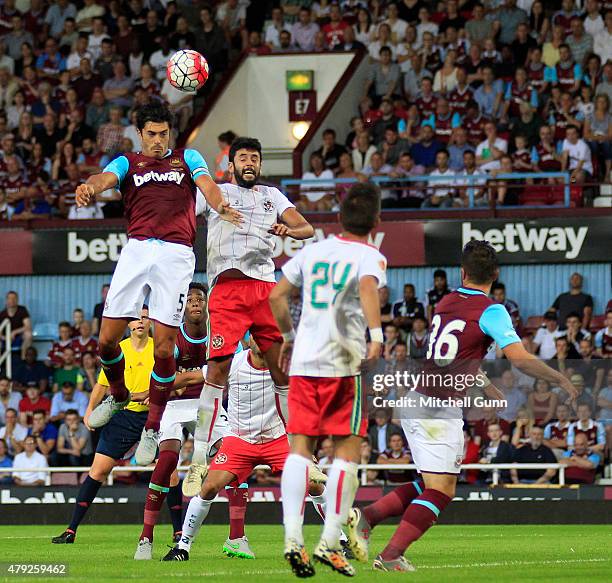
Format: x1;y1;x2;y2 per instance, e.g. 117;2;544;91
80;102;241;465
183;137;313;496
162;338;329;562
269;183;387;577
346;241;579;572
51;309;185;543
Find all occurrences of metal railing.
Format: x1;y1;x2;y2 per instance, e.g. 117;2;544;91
281;172;573;208
4;463;566;488
0;318;11;378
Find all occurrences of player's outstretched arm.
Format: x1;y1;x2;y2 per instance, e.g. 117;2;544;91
75;172;118;207
270;208;315;240
359;275;383;363
269;276;299;374
195;173;243;226
173;370;204;391
503;342;579;400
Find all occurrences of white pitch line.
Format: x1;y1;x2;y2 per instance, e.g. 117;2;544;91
419;558;610;570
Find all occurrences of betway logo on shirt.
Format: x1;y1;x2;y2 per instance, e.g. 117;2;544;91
133;170;185;187
462;222;588;260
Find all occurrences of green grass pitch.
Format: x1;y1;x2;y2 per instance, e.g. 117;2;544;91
0;524;610;582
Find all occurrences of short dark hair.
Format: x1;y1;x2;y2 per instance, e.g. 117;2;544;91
62;381;75;389
433;269;447;279
461;240;498;285
188;282;208;295
64;408;79;417
339;183;380;236
32;409;46;418
322;128;336;138
0;375;9;383
218;130;237;145
136;102;173;131
379;46;392;55
491;282;505;292
59;321;71;329
565;311;582;321
229;136;262;164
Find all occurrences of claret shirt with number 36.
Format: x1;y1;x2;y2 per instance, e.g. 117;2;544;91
282;235;387;378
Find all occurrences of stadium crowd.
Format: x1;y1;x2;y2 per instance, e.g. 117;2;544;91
0;268;610;486
0;1;611;219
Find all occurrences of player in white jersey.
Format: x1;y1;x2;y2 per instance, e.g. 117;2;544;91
162;337;329;562
269;183;387;578
184;137;314;497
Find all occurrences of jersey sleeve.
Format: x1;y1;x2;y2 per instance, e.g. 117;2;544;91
478;304;521;348
97;368;109;386
272;187;296;218
103;155;129;186
543;423;552;440
358;251;387;289
184;149;211;180
282;252;304;288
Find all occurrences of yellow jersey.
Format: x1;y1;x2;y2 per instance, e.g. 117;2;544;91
97;337;154;413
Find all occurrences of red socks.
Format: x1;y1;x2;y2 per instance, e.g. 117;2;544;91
364;480;424;528
227;485;249;539
99;347;129;402
145;356;176;431
380;488;452;561
140;450;179;542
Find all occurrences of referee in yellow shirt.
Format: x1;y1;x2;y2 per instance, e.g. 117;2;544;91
52;307;153;544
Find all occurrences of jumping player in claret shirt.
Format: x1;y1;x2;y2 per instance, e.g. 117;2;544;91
346;240;579;572
79;102;242;465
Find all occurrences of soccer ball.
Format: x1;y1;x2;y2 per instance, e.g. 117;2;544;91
166;50;209;93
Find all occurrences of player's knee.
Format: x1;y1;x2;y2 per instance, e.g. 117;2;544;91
154;343;175;360
200;482;221;501
98;336;118;358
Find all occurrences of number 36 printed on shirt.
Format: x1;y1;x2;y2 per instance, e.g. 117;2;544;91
426;315;467;366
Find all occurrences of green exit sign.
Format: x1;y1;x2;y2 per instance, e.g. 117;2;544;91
286;70;314;91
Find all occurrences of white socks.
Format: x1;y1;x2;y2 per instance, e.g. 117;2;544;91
273;385;289;426
310;493;326;521
177;495;212;551
192;381;224;465
320;458;359;549
281;453;312;545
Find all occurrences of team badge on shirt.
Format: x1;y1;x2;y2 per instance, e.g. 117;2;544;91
211;334;225;349
214;453;227;464
263;199;275;213
170;158;182;167
136;161;146;167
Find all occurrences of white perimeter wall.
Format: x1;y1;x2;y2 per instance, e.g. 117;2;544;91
187;53;354;176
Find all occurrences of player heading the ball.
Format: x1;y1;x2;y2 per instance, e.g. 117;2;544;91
80;102;242;466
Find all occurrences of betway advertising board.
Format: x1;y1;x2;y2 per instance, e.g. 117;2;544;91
0;216;606;275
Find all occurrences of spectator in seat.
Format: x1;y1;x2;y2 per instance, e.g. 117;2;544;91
377;432;412;484
583;94;612;182
383;323;400;359
390;151;426;208
593;10;612;64
28;409;57;459
527;379;558;427
565;375;595;416
322;3;349;49
0;376;21;426
478;422;514;481
550;92;584;143
402;53;431;102
410;125;442;172
0;408;26;457
576;338;606;394
246;31;271;56
11;350;48;395
351;131;377;173
92;283;110;336
594;310;612;358
548;44;581;94
511;407;536;448
491;282;521;331
361;151;394;205
292;7;319;52
425;97;460;145
406;316;429;360
359;437;379;485
368;408;403;456
55;408;93;466
71;321;98;362
50;381;88;424
368;23;396;63
333;24;365;52
0;290;33;360
264;7;290;49
47;322;76;368
511;134;536;174
370;98;399;145
313;128;347;174
379;286;393;325
423;149;456;208
0;438;12;484
532;125;563;177
510;426;557;484
502;67;538;124
378;127;410;167
318;438;335;469
456;150;488;207
363;46;401;105
463;100;487;148
549;336;579;375
298;151;335;212
392;283;425;335
425;269;450;323
498;369;527;423
195;6;228;83
18;386;51;427
550;273;594;330
561;312;592;353
476;121;508;173
560;432;600;484
568;403;605;455
273;30;297;53
533;311;563;360
474;66;503;120
12;435;47;486
543;403;572;459
216;0;248;53
448;128;472;172
79;351;100;394
597;369;612;451
565;17;594;69
52;347;84;392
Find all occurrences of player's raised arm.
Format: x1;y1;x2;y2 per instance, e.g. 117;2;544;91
194;172;243;226
359;274;384;363
75;171;118;207
270;207;315;240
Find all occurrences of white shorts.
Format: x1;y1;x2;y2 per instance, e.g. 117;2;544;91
104;238;195;326
158;398;229;455
401;418;464;475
